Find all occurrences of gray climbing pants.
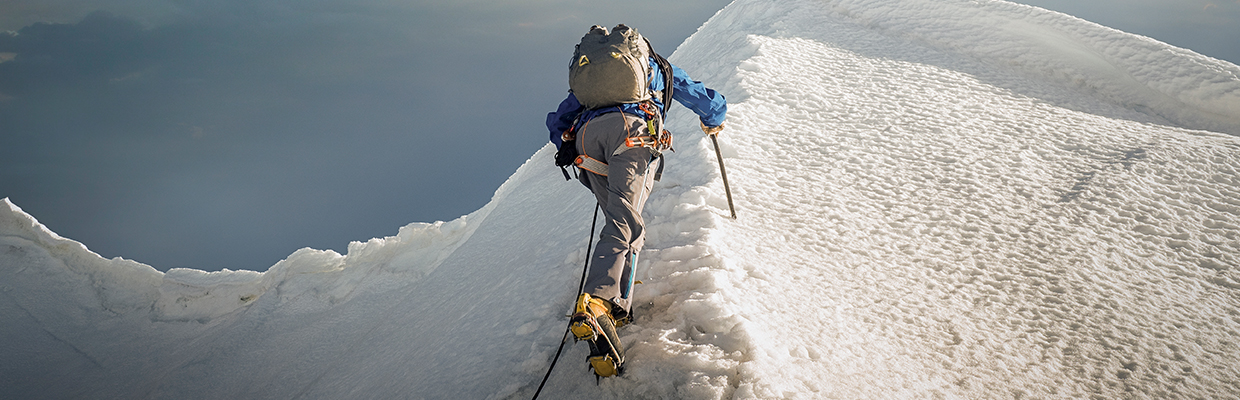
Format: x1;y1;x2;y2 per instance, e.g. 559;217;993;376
576;112;661;317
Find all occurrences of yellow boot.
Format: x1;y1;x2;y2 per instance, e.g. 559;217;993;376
569;293;613;341
588;353;619;377
569;294;625;377
588;312;625;377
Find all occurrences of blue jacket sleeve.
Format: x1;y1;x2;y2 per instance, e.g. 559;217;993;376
668;63;727;128
546;93;583;148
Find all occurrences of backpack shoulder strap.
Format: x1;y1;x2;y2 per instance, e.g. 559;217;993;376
645;38;674;118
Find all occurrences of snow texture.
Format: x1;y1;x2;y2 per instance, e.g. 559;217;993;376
3;0;1239;398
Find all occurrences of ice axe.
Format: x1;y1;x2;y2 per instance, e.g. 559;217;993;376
703;123;737;219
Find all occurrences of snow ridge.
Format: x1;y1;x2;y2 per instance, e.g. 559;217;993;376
3;0;1240;398
675;0;1240;398
821;0;1240;135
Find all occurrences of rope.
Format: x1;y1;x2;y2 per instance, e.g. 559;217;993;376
531;203;600;399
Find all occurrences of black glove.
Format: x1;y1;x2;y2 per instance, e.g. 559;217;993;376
555;140;579;167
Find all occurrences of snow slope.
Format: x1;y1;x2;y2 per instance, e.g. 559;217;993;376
3;0;1239;398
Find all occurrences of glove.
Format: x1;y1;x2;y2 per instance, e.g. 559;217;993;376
555;139;579;167
701;121;725;136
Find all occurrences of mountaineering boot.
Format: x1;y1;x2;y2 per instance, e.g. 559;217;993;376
569;293;612;341
569;293;626;378
587;314;624;378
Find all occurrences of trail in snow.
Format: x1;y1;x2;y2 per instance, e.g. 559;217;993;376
2;0;1239;398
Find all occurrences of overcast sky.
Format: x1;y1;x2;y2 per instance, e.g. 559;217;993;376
2;0;1237;272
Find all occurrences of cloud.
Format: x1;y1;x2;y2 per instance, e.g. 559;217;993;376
0;12;157;97
0;0;179;31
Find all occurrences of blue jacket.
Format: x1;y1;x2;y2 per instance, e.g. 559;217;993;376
546;58;727;148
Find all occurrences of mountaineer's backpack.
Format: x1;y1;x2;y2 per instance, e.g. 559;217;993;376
569;24;670;110
557;24;676;180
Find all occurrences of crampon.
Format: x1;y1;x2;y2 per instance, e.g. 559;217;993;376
569;294;626;380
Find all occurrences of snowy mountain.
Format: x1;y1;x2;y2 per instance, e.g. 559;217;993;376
3;0;1238;398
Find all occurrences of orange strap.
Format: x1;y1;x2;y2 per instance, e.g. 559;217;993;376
574;155;608;176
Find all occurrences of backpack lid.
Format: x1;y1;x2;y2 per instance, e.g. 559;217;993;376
568;24;653;110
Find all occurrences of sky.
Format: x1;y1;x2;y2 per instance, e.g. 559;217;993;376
1010;0;1240;65
0;0;733;271
1;0;1237;272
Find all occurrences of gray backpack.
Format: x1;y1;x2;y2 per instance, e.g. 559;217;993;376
569;24;654;110
557;24;675;181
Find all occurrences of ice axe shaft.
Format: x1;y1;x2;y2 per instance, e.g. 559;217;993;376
709;134;737;219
